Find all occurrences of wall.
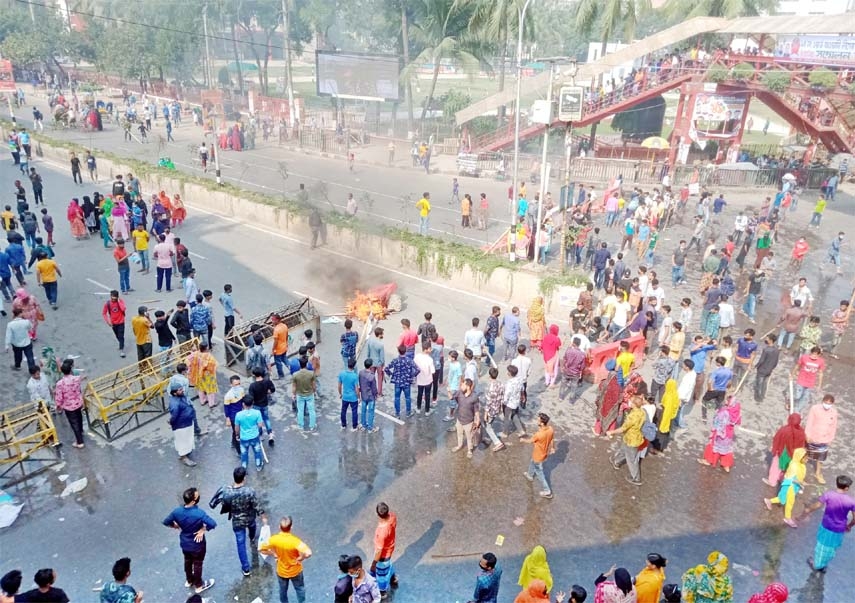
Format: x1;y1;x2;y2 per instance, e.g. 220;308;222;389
21;131;582;314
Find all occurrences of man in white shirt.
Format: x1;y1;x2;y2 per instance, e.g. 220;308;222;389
511;344;532;406
463;317;486;362
647;278;666;306
676;359;696;428
413;343;436;415
610;297;632;338
789;278;814;312
732;211;748;244
718;295;735;340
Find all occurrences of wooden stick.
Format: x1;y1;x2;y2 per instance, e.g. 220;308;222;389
788;376;795;416
733;365;751;394
431;551;484;559
484;227;511;255
259;440;270;464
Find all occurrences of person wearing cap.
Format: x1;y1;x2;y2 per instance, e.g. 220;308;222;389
131;306;153;362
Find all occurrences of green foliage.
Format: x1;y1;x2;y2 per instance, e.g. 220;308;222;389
705;64;729;83
439;89;472;122
761;70;790;94
730;62;755;81
808;67;837;89
393;230;514;279
661;0;777;22
575;0;649;49
538;273;589;298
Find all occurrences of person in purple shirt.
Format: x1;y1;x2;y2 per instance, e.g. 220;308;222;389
802;474;855;572
162;487;217;594
560;337;587;402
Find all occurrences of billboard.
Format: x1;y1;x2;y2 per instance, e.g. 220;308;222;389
689;93;747;142
0;60;15;92
775;34;855;66
316;51;400;102
558;86;584;122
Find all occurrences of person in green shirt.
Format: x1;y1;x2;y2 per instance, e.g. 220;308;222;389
644;229;659;266
809;195;828;228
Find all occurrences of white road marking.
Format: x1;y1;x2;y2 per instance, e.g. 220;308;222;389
188;251;207;260
292;291;329;306
736;426;766;437
375;409;405;425
86;278;112;291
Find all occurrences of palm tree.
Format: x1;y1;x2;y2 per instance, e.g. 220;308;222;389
407;0;487;123
662;0;776;21
575;0;649;145
468;0;535;120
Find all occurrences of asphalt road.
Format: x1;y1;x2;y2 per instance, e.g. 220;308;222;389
2;123;855;602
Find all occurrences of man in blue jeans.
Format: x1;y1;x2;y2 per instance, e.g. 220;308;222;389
212;466;268;577
384;344;418;418
234;397;265;471
338;358;360;431
359;358;378;432
291;356;317;432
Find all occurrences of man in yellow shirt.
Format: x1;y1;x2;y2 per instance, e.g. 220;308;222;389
415;193;431;236
131;223;150;274
35;252;61;308
615;340;635;380
131;305;153;362
270;312;289;380
607;388;646;486
259;516;312;602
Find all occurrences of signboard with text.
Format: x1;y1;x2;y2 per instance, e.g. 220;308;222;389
689;93;748;142
775;34;855;66
558;86;584;122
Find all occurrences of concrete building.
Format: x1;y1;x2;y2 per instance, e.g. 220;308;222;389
777;0;855;16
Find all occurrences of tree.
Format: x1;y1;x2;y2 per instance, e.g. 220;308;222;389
662;0;776;21
406;0;488;123
468;0;535;119
236;0;282;95
299;0;338;49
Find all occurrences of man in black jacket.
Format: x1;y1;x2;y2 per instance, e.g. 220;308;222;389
170;299;192;343
210;466;268;577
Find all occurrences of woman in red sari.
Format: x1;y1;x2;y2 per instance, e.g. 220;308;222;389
171;193;186;227
159;191;174;224
230;124;242;151
66;198;87;239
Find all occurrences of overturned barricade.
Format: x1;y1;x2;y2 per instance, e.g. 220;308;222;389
0;400;61;485
84;338;200;441
224;297;321;374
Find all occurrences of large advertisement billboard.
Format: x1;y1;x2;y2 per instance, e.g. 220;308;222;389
316;51;400;102
775;35;855;66
689;93;748;142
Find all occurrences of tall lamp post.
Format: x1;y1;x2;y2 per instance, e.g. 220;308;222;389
559;59;578;275
510;0;534;220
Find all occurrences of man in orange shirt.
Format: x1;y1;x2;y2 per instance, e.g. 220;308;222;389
521;413;556;499
371;502;399;594
259;516;312;602
271;313;289;380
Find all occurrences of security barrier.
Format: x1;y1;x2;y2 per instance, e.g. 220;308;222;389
0;400;61;485
224;298;321;373
84;338;199;441
585;334;645;383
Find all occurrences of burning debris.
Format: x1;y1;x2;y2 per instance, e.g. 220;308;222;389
345;283;400;321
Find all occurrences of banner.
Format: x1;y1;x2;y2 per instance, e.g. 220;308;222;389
0;60;15;92
775;34;855;66
689;93;747;142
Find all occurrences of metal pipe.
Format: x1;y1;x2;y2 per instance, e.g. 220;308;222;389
533;62;555;264
511;0;534;221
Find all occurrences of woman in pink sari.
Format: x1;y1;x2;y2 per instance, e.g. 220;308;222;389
171;193;187;227
12;288;43;340
698;394;742;473
230;124;242;151
66;199;87;240
541;325;561;387
111;199;129;241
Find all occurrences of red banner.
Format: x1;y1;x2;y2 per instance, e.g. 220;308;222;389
0;60;15;92
253;93;304;122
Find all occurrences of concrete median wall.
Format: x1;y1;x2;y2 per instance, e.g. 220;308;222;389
21;130;577;312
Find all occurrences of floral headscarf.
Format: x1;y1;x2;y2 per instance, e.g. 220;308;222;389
681;551;733;603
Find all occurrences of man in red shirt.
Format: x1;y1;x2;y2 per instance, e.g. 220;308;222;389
791;346;825;414
397;318;418;359
102;290;127;358
371;502;399;594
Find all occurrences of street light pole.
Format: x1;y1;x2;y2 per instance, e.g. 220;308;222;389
533;62;555;264
560;60;577;276
511;0;534;221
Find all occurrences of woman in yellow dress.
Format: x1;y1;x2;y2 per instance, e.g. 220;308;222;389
186;343;219;407
527;296;546;351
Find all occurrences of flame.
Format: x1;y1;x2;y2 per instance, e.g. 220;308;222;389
345;284;396;321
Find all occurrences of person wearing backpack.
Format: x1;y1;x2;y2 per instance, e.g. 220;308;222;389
607;382;648;486
21;209;38;250
102;290;127;358
246;332;272;377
